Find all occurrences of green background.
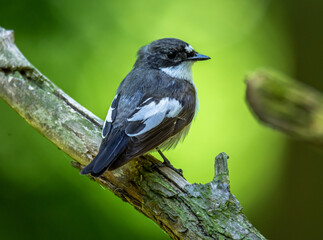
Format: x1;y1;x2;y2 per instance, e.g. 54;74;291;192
0;0;322;239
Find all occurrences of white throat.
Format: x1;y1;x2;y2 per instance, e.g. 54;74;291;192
160;62;194;82
160;61;199;118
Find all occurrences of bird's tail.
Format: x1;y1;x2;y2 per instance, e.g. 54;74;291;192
80;131;129;177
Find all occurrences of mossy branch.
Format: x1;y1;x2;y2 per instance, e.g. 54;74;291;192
0;27;265;240
246;69;323;147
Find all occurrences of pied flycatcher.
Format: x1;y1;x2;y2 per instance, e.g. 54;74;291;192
81;38;210;177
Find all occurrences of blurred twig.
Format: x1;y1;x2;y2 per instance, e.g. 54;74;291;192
0;27;265;240
246;69;323;147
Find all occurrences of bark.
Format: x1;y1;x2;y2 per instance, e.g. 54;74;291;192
0;27;265;240
246;69;323;147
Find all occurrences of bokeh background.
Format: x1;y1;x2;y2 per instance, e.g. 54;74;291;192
0;0;322;239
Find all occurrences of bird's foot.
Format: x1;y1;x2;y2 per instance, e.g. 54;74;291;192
162;159;183;177
155;148;183;177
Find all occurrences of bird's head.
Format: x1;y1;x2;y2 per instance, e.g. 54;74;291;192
134;38;210;69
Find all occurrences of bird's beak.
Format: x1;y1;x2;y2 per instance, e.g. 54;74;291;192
187;52;211;61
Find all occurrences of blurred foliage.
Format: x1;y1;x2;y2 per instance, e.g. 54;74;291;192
0;0;322;239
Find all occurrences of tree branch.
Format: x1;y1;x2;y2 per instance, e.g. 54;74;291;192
0;27;265;240
246;69;323;147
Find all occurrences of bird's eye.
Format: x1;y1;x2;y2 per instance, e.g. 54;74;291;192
167;51;176;59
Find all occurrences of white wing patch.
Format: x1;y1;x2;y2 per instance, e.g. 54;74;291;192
126;98;183;137
160;61;193;82
102;94;118;138
106;104;114;122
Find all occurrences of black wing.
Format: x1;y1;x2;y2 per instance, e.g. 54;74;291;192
108;96;195;170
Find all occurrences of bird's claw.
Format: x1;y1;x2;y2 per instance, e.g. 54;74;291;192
152;161;183;177
155;148;184;177
162;160;183;176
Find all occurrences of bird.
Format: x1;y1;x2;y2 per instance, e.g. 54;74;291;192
81;38;210;177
